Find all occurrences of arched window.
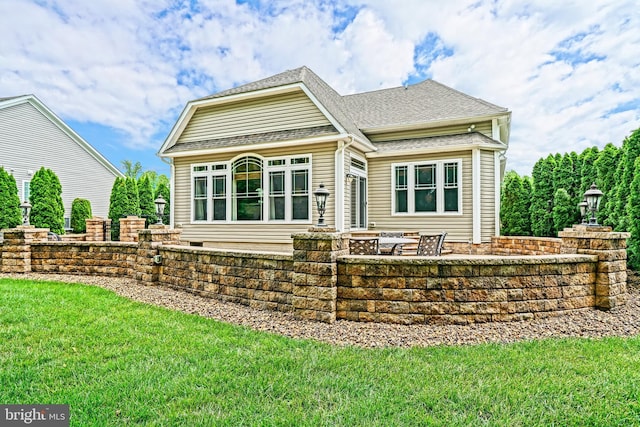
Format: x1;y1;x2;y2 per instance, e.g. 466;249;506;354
232;156;263;221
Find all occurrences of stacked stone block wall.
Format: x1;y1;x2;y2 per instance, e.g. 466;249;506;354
157;246;293;312
492;236;562;255
292;231;349;323
30;242;138;277
559;225;629;309
337;255;597;325
86;217;111;242
0;228;49;273
119;216;146;242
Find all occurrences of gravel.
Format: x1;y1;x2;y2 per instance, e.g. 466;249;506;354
3;272;639;348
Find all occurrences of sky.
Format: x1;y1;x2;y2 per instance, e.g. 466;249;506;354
1;0;638;177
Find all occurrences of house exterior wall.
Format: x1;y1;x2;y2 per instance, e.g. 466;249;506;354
172;141;337;250
365;150;474;241
0;101;120;222
176;91;332;144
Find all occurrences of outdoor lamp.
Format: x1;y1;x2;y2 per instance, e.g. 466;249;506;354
577;198;588;224
313;183;330;227
583;183;603;226
154;195;166;225
20;200;31;226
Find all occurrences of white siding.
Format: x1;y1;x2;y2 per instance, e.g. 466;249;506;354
480;150;497;241
0;102;120;221
173;142;337;247
177;92;332;144
367;151;474;242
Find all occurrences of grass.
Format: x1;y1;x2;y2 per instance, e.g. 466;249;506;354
1;278;639;426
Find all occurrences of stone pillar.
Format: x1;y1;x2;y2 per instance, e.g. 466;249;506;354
85;217;112;241
135;225;182;286
559;225;630;309
119;216;146;242
0;227;49;273
291;229;348;323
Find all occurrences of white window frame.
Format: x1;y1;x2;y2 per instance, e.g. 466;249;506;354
390;159;463;216
22;180;30;202
190;154;312;224
349;153;368;230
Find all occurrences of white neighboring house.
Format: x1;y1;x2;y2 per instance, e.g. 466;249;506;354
0;94;124;229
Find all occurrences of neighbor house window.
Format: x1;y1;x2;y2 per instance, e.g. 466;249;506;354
22;181;30;202
392;160;461;214
190;155;311;223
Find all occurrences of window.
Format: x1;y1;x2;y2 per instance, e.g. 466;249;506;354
191;155;311;223
392;160;461;215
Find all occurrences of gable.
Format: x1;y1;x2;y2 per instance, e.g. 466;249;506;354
176;91;334;145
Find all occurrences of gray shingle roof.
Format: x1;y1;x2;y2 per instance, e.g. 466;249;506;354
164;125;338;154
372;132;507;154
172;66;509;153
344;80;508;129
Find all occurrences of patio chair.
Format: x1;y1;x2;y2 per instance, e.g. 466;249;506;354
417;232;447;256
349;238;379;255
378;231;404;255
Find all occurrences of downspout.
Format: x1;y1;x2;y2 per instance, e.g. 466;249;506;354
334;136;354;232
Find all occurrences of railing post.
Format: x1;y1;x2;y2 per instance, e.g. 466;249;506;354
559;225;630;309
136;225;182;286
0;227;49;273
291;228;348;323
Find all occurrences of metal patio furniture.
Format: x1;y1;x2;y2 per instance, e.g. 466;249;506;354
349;237;379;255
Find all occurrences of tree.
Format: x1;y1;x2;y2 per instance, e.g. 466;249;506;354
552;188;575;234
108;177;128;240
155;182;170;225
595;143;621;227
138;175;156;226
530;155;557;237
70;198;92;233
613;128;640;231
0;167;22;229
579;146;600;196
29;167;65;234
500;171;531;235
124;177;141;217
121;160;143;179
627;157;640;269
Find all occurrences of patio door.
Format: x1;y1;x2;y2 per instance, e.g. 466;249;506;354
350;175;367;229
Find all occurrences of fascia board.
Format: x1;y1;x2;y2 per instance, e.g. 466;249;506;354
360;112;512;135
5;95;124;178
365;141;507;159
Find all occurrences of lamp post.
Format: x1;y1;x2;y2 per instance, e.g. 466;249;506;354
154;195;166;225
583;183;603;226
577;198;588;224
19;201;32;226
313;183;330;227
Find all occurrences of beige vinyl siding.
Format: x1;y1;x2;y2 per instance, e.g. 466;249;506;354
177;92;332;144
173;142;337;247
367;151;473;242
480;150;496;241
0;102;119;220
367;121;492;142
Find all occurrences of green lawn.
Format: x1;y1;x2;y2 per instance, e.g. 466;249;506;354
1;278;639;426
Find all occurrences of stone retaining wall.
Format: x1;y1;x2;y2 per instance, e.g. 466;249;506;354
0;225;630;325
31;242;138;277
337;255;596;324
157;246;294;312
491;236;562;255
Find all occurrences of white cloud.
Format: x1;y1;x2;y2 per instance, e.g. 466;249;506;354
0;0;638;174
